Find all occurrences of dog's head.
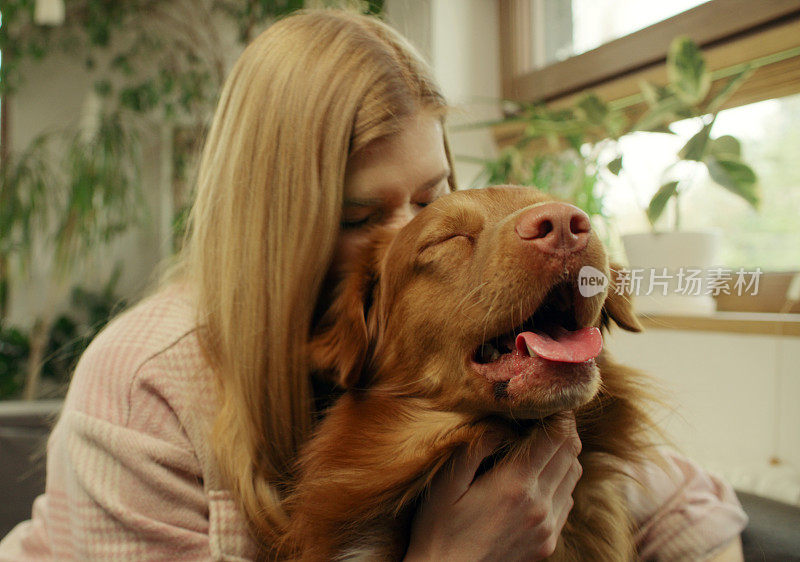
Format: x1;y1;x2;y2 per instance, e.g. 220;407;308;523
310;186;640;418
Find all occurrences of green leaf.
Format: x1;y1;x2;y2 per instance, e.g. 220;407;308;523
647;181;679;226
94;80;112;97
110;54;134;77
88;24;111;47
704;157;760;208
362;0;385;15
604;111;629;139
633;95;689;132
678;121;714;161
608;156;623;175
576;94;608;126
640;80;664;107
565;133;584;152
667;36;711;105
708;135;741;160
120;81;159;113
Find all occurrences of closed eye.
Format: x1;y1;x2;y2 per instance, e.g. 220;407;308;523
419;233;473;253
341;217;371;229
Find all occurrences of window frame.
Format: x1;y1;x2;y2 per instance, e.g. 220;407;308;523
499;0;800;104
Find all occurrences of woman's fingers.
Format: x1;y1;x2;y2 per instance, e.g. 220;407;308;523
407;413;583;562
470;411;581;499
551;455;582;519
432;434;502;505
406;435;506;560
537;436;582;499
526;411;580;476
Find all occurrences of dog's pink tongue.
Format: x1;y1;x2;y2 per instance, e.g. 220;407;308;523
515;327;603;363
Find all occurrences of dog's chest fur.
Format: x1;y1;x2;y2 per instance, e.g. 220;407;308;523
283;389;641;562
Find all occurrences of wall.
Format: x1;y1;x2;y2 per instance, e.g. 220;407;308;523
6;14;245;330
608;328;800;503
386;0;502;187
8;2;500;329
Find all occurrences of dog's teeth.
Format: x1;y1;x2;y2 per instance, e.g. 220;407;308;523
525;343;538;357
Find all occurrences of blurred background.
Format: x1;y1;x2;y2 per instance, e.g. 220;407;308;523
1;0;799;554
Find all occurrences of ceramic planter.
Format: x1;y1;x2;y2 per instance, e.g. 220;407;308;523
621;230;721;316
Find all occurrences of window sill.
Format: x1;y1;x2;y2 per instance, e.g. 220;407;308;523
638;312;800;337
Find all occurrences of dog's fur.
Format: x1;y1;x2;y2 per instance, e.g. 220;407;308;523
282;186;658;561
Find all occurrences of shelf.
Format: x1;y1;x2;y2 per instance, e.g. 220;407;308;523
638;312;800;337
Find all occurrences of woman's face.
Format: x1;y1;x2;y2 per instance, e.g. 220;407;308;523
331;111;451;280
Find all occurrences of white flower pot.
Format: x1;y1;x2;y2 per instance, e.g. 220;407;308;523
621;230;721;316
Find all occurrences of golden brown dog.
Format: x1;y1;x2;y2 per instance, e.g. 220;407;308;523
283;186;657;561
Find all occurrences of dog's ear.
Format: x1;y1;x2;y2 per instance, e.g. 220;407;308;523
309;230;394;389
309;268;374;389
601;263;643;333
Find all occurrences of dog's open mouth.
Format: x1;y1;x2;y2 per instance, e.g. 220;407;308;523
470;282;603;399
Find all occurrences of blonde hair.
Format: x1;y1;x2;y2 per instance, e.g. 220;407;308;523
177;9;453;556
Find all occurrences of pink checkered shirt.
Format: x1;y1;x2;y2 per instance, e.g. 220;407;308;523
0;285;746;560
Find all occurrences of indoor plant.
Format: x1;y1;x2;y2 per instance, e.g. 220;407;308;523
0;0;386;400
622;37;759;314
470;36;761;314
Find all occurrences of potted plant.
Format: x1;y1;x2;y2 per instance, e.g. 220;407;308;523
468;36;760;315
620;38;759;315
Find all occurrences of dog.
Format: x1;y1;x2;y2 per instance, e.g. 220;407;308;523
282;186;657;561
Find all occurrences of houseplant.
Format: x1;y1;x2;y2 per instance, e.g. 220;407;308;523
622;37;759;314
0;0;387;400
470;36;761;314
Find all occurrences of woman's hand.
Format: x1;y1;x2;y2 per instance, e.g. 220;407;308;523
405;411;582;562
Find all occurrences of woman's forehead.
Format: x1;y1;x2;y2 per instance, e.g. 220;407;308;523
344;113;449;205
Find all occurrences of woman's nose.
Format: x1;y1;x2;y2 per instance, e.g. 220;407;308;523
386;206;417;229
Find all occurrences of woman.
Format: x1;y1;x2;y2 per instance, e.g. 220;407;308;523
0;10;746;561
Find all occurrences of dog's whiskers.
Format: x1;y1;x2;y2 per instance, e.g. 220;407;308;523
480;289;502;349
454;281;490;317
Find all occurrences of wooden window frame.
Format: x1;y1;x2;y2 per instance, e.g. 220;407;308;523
497;0;800;145
499;0;800;103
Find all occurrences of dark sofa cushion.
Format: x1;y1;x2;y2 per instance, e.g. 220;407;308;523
738;490;800;561
0;400;62;538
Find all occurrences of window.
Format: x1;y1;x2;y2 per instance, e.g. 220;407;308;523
604;93;800;271
499;0;800;105
497;0;800;270
494;0;800;319
530;0;709;69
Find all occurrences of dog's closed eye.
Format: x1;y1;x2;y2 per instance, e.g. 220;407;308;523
416;234;474;266
419;233;473;252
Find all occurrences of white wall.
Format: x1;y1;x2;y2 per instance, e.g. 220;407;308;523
10;1;499;331
607;328;800;503
386;0;502;187
6;15;245;330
